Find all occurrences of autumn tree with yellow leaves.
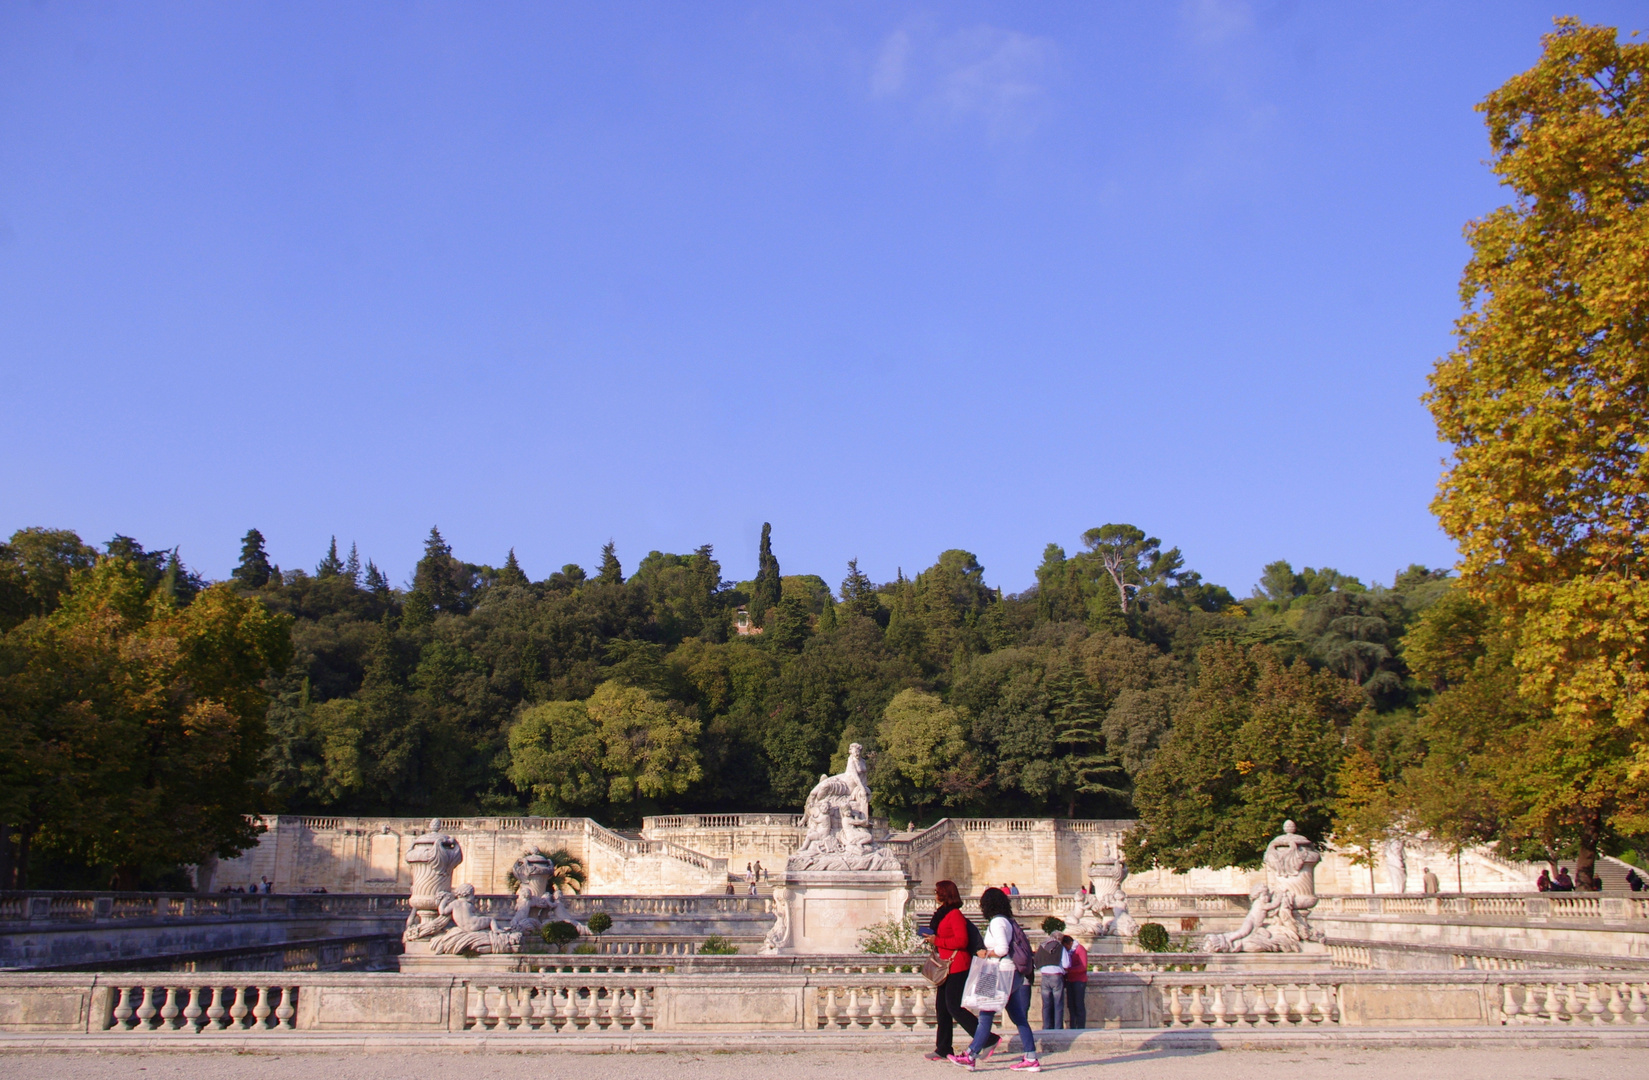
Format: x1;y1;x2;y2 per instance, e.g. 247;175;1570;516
1426;19;1649;884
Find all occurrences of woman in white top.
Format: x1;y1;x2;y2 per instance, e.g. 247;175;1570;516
953;887;1039;1072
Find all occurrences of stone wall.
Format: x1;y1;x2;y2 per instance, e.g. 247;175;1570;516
207;814;1543;898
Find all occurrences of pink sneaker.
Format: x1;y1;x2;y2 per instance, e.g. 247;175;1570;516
1008;1059;1041;1073
947;1054;975;1070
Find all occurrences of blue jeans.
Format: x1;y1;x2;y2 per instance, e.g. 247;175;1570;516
1039;973;1064;1029
967;972;1036;1060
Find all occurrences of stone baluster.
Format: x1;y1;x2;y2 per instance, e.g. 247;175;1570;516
205;984;227;1029
136;985;160;1030
1271;983;1289;1024
160;986;182;1030
470;983;492;1030
911;985;929;1031
847;987;865;1028
1241;984;1261;1026
1541;982;1562;1021
1607;983;1627;1024
1188;984;1207;1026
250;986;273;1029
606;986;624;1029
1209;984;1229;1027
495;984;515;1030
1586;983;1607;1022
629;987;648;1030
229;986;250;1029
113;986;137;1030
824;986;840;1029
1564;982;1584;1023
888;987;906;1030
868;987;886;1030
1165;985;1182;1026
1500;983;1519;1024
276;986;297;1029
1629;983;1647;1024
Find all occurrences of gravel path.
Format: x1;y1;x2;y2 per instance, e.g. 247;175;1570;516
3;1047;1645;1080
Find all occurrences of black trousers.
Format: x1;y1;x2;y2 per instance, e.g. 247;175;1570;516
936;972;1000;1055
1066;980;1087;1029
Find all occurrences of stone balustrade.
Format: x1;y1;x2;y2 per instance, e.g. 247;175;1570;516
1321;893;1649;920
6;965;1649;1034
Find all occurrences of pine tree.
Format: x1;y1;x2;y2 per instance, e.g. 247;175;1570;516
363;560;389;595
344;543;361;586
500;548;529;588
232;529;272;589
750;523;782;627
839;558;879;621
317;536;344;579
413;527;462;610
597;541;623;585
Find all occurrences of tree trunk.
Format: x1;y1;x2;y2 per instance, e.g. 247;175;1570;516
1576;813;1602;891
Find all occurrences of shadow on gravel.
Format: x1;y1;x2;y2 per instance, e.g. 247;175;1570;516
1022;1030;1223;1070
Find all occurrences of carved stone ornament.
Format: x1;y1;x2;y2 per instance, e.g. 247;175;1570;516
759;886;792;954
785;743;902;873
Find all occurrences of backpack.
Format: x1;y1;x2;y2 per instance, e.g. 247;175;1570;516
963;916;986;958
1032;937;1064;970
1005;919;1035;977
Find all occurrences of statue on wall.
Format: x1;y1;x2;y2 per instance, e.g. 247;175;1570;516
1200;821;1325;953
786;744;902;873
1383;836;1408;894
759;886;792;954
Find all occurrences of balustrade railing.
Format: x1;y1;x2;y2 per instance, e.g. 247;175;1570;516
1;891;411;927
11;966;1649;1035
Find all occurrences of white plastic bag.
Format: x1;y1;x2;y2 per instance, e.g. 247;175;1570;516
960;956;1014;1013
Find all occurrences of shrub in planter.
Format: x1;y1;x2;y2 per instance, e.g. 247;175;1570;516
1136;922;1171;953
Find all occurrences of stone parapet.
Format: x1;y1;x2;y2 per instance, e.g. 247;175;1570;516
7;963;1649;1034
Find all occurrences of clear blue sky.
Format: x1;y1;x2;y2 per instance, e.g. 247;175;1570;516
2;3;1640;596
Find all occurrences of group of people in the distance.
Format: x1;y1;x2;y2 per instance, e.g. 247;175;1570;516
1536;865;1646;892
919;881;1089;1072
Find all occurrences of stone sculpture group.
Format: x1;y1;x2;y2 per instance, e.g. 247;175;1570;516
401;820;577;956
1071;852;1137;939
785;743;902;873
1201;821;1326;953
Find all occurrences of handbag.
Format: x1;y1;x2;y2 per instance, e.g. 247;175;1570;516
922;946;953;987
960;956;1014;1013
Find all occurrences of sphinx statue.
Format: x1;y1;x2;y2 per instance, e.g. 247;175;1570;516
786;744;902;873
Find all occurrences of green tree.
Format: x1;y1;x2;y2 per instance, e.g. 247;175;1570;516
1331;747;1395;893
839;559;880;622
1124;642;1360;871
316;537;344;579
232;528;274;590
750;523;782;628
0;559;292;888
1080;524;1183;615
597;541;623;585
872;688;978;821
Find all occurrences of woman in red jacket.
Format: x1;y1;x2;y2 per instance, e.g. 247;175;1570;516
919;879;1000;1062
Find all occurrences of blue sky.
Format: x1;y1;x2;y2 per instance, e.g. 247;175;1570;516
2;3;1641;596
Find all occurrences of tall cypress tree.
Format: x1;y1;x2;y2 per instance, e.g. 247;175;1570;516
597;541;623;585
232;529;272;589
750;522;782;627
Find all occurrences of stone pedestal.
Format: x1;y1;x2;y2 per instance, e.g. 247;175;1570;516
771;871;911;954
